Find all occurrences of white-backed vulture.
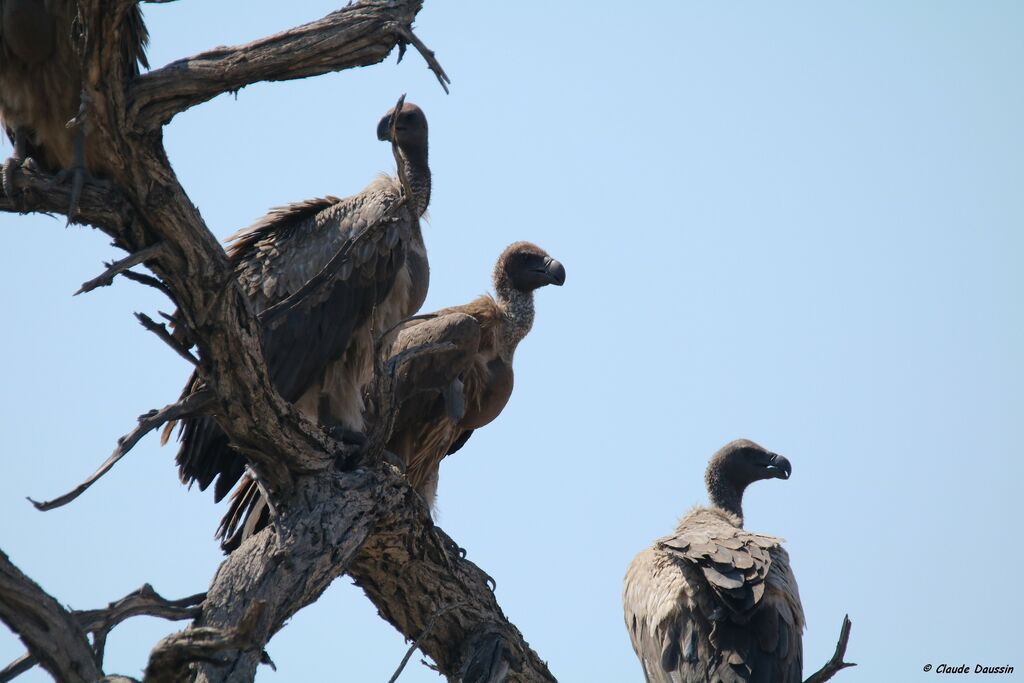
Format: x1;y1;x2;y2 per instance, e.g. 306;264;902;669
382;241;565;509
0;0;149;193
623;439;804;683
163;102;431;504
216;242;565;551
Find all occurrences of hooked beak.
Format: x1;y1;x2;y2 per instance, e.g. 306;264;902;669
539;258;566;286
765;453;792;480
377;112;394;142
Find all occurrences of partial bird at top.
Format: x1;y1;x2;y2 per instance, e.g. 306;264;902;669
623;439;804;683
217;242;566;551
164;100;433;508
0;0;149;207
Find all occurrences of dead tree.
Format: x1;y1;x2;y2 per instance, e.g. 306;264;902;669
0;2;555;681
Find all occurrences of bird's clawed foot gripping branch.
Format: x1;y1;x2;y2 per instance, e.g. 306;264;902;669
0;2;552;682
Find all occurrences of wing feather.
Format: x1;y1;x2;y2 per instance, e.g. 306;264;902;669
625;508;805;682
173;177;416;497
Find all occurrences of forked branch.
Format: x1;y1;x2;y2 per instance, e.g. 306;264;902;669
130;0;445;129
29;390;214;511
804;615;856;683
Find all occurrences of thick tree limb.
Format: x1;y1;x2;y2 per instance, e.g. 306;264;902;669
0;163;132;230
0;549;102;683
3;2;552;681
29;390;215;511
130;0;443;129
180;466;554;683
804;615;856;683
145;602;266;683
1;584;205;681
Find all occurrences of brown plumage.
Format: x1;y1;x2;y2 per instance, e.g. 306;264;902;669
216;242;565;551
0;0;149;184
383;241;565;509
163;102;431;505
623;440;804;683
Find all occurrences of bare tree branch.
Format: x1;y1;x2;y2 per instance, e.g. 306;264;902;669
804;615;856;683
2;584;205;681
130;0;444;129
0;163;132;230
29;390;215;511
75;243;166;295
3;2;553;681
0;549;102;683
135;312;201;365
0;654;34;683
145;602;266;683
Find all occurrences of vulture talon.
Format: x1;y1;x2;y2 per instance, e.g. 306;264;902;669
1;157;19;199
53;123;111;221
382;448;406;473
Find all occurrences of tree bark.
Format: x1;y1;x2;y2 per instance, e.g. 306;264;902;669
1;1;551;681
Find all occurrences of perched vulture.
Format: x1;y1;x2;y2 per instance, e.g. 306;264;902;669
163;102;432;505
216;242;565;551
0;0;149;192
623;439;804;683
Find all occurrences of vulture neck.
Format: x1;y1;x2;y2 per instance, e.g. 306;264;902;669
494;285;535;358
705;468;746;526
397;144;431;216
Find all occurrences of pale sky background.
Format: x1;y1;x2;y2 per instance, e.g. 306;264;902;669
2;2;1022;681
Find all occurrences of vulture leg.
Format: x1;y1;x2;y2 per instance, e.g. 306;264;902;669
54;123;108;221
317;393;368;467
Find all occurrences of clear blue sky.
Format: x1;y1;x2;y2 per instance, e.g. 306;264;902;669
2;2;1022;681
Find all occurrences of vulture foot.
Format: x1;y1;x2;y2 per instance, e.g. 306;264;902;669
55;124;109;222
55;164;108;223
430;527;466;575
328;425;368;470
381;448;407;473
1;156;20;199
2;127;33;199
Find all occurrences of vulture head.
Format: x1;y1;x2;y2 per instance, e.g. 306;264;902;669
705;439;791;521
495;241;567;293
377;101;428;152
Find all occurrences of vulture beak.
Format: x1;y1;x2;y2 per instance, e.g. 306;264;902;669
539;258;566;286
764;453;792;480
377;112;394;142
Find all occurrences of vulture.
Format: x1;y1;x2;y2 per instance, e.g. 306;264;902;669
623;439;804;683
0;0;149;194
216;242;565;551
163;101;432;506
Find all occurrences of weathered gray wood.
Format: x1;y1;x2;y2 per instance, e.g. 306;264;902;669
0;2;552;681
0;549;102;683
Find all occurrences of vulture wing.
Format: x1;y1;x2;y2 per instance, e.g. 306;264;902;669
235;183;412;402
624;512;804;683
215;311;481;552
382;312;483;404
172;178;417;501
